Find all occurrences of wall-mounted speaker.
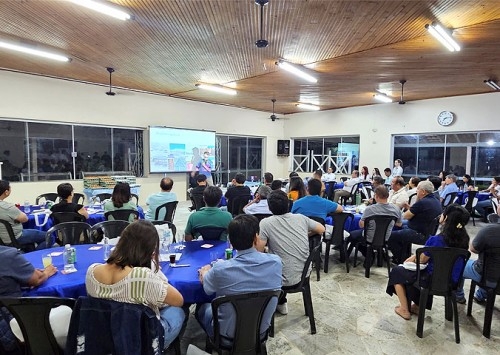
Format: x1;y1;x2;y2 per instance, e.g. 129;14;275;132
277;139;290;156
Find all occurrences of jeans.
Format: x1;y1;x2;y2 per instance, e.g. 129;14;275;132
475;199;493;219
456;260;488;300
159;306;185;348
17;229;48;250
387;227;427;264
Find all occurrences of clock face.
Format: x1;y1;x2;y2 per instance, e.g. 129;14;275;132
437;111;455;126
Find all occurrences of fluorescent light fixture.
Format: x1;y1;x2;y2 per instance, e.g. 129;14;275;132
373;93;393;103
195;83;237;96
484;79;500;90
487;140;495;146
296;103;320;111
70;0;131;21
276;59;318;83
0;41;70;62
425;22;460;52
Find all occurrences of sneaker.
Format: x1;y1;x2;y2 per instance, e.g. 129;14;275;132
473;295;486;304
276;303;288;315
456;296;466;304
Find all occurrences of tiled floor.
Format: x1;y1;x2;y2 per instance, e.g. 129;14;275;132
168;201;500;354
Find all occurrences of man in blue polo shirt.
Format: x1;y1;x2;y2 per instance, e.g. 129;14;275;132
291;179;343;220
388;180;442;264
144;177;177;220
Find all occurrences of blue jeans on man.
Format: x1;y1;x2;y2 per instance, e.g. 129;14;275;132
17;229;48;250
159;306;185;347
456;259;489;301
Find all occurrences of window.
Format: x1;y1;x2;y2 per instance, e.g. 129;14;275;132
0;118;143;181
291;136;360;173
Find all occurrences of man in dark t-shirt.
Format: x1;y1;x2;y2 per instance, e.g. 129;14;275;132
387;180;442;264
224;173;251;215
50;183;88;219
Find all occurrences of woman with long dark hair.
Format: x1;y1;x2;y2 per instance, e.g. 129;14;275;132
86;220;185;348
287;176;307;201
360;166;371;181
103;182;138;220
386;204;470;320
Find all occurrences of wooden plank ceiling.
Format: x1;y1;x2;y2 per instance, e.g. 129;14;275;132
0;0;499;115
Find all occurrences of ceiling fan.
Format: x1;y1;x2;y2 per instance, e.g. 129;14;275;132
398;79;407;104
105;67;116;96
255;0;269;48
270;98;278;121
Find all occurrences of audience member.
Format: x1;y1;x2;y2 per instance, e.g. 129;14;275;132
360;166;371;181
145;177;177;220
367;176;385;205
371;168;381;179
346;186;402;259
270;180;283;190
189;174;208;211
292;179;342;220
224;173;251;215
185;186;232;241
322;167;336;182
196;151;214;186
427;175;443;199
393;159;403;177
243;185;272;215
263;172;274;187
405;176;420;195
475;176;500;221
85;220;185;348
387;181;442;264
312;169;326;197
388;177;409;209
383;168;393;185
0;180;50;250
51;182;89;219
439;174;459;205
257;190;325;314
287;176;306;202
196;215;282;342
103;182;137;221
386;204;469;320
285;172;299;193
461;174;474;191
333;170;362;203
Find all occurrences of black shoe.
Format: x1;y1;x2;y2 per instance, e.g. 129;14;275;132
456;296;466;304
473;295;486;304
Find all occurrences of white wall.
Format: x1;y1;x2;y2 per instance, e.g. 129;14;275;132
284;93;500;176
0;70;287;203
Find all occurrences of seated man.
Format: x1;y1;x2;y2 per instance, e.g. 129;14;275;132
292;179;343;220
346;186;402;258
224;173;251;215
51;183;89;219
185;186;233;241
475;176;500;221
189;174;207;211
388;177;408;209
243;185;272;215
322;167;336;182
312;170;326;197
196;215;282;343
263;172;274;187
0;180;48;250
439;174;459;205
333;170;362;203
455;222;500;304
257;190;325;314
0;245;70;351
145;177;177;220
383;168;393;185
387;180;442;264
367;176;385;205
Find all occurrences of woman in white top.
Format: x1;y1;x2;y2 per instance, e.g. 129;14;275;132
85;220;185;348
360;166;371;181
393;159;403;177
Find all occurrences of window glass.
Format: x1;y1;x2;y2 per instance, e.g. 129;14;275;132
218;135;263;183
418;147;445;176
394;147;417;176
0;121;26;181
74;126;112;177
112;128;137;173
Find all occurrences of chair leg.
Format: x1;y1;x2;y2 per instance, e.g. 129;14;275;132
483;291;496;338
303;282;316;334
344;243;350;273
416;289;428;338
353;244;359;268
316;253;321;281
364;247;372;278
466;281;476;316
383;247;391;277
339;240;346;263
324;240;331;273
445;296;452;321
204;336;213;354
452;298;460;343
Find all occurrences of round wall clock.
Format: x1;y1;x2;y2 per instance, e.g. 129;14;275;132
437;111;455;126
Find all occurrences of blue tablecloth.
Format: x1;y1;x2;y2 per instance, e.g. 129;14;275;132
325;211;362;232
22;240;227;304
23;206;145;231
456;191;490;205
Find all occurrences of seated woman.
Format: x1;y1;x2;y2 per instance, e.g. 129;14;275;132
51;182;89;219
104;182;138;221
386;204;470;320
85;220;185;348
462;174;474;191
287;176;306;202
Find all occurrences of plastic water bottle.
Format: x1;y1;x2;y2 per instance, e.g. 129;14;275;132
355;192;361;206
63;244;75;272
23;200;30;214
103;236;110;260
160;228;170;261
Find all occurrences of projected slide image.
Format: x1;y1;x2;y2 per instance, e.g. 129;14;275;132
149;127;215;173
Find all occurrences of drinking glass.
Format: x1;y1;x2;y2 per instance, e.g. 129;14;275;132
42;254;52;268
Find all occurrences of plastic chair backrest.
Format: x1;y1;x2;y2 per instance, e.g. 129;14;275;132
131;193;139;205
415;247;470;295
480;247;500;287
211;290;281;355
408;192;417;206
65;296;164;355
0;218;22;247
229;195;253;216
154;201;178;222
95;193;112;202
91;220;130;240
442;191;458;208
462;190;478;211
492;198;499;211
191;192;205;211
362;215;397;246
46;221;92;246
105;209;139;222
192;226;227;241
150;221;177;242
72;193;85;205
425;216;440;237
50;212;86;225
330;212;354;245
35;193;59;205
0;297;75;355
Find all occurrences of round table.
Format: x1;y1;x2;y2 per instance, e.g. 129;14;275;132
22;240;227;304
